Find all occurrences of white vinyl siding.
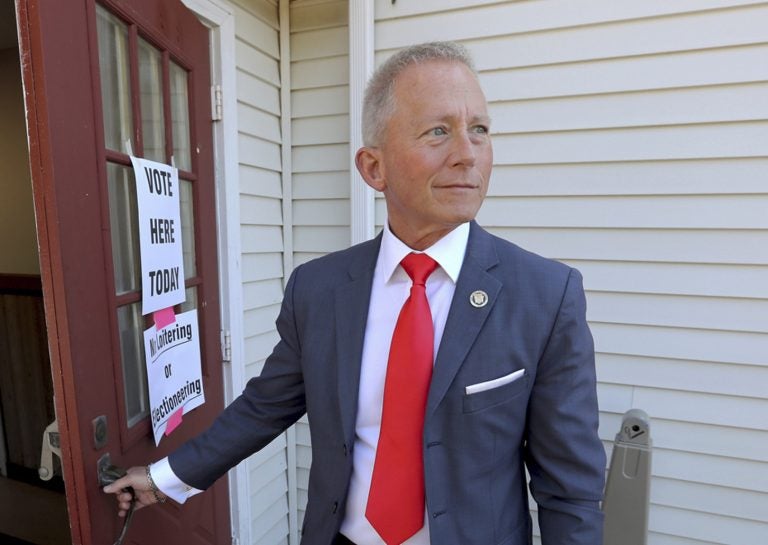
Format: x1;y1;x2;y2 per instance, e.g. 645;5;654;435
231;1;290;544
373;2;768;545
289;0;349;532
291;0;350;268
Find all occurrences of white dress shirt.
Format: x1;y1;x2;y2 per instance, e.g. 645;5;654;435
150;455;198;503
340;222;468;545
152;222;470;544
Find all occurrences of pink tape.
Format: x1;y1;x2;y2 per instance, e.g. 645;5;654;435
165;407;184;436
153;307;176;329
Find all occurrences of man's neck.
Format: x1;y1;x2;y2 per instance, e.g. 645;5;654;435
387;222;463;251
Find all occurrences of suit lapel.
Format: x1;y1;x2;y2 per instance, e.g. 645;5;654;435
427;223;502;419
335;235;381;445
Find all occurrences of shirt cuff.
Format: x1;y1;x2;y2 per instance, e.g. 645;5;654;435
149;457;202;504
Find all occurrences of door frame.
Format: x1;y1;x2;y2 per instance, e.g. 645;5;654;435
180;0;249;543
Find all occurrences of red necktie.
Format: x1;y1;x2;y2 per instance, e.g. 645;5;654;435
366;252;439;545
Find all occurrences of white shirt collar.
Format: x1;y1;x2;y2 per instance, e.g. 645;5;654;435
378;222;470;284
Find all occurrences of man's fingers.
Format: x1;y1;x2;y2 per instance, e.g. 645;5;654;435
103;466;147;494
116;491;133;503
103;475;131;494
102;464;162;519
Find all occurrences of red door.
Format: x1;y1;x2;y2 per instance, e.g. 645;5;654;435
16;0;230;543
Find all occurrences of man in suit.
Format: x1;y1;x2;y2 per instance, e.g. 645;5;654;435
106;41;605;545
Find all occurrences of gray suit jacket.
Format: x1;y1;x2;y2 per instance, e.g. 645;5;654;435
170;222;605;545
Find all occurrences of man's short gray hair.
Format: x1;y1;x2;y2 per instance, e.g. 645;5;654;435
361;41;477;147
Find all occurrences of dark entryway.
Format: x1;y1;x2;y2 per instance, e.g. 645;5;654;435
0;2;70;542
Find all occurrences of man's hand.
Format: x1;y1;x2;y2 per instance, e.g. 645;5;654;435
103;465;168;517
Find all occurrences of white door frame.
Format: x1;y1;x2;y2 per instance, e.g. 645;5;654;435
181;1;248;543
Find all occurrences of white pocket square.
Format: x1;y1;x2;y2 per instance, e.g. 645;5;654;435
465;369;525;395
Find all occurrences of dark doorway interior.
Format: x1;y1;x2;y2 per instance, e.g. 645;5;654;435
0;1;71;543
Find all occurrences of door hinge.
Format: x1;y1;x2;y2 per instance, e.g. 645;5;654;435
211;84;223;121
221;329;232;364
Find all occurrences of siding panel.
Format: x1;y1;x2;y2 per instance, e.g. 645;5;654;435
231;1;289;544
289;1;350;530
292;114;349;146
481;195;768;229
480;45;768;101
292;144;349;173
490;228;768;264
239;164;282;199
237;69;280;114
292;86;349;117
592;322;767;366
236;38;280;85
374;0;764;30
237;102;282;144
471;7;768;70
487;159;768;197
596;354;768;398
586;291;768;332
293;171;349;199
491;123;768;164
488;83;768;133
291;56;349;89
651;477;768;522
572;261;768;299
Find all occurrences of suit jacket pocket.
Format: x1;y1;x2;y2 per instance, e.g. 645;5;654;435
462;371;529;413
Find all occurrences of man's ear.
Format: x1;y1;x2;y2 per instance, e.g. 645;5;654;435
355;147;386;192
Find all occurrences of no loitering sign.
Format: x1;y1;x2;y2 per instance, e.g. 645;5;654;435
143;310;205;446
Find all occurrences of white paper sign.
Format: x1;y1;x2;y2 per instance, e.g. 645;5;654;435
131;156;186;315
143;310;205;446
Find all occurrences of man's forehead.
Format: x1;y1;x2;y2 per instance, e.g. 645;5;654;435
393;61;486;100
394;58;475;86
393;68;488;117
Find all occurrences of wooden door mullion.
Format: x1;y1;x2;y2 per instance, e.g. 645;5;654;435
127;23;143;157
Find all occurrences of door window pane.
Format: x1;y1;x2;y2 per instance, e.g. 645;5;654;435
180;286;197;313
96;6;133;154
170;62;191;171
138;38;165;163
180;180;196;277
117;303;148;427
107;163;140;294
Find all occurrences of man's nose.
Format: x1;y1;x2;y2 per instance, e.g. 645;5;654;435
450;130;477;167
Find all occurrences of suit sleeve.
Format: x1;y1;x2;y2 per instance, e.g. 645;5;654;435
525;268;605;545
168;267;307;490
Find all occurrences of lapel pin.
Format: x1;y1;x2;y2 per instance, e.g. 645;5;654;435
469;290;488;308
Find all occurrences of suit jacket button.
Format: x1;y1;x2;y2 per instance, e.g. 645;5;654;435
332;501;339;514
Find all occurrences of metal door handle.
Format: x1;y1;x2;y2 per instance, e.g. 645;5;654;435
98;453;136;545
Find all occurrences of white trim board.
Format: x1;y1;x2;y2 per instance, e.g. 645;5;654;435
349;0;375;244
181;1;248;543
278;1;300;544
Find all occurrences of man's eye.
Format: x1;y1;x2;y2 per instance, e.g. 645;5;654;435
472;125;489;134
430;127;447;136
